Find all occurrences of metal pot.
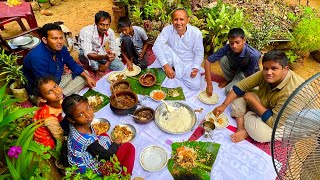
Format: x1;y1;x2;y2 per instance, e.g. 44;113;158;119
110;90;138;115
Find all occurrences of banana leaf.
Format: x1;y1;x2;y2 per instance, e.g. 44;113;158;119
83;89;110;112
168;141;221;180
127;68;167;85
126;68;185;100
161;87;185;100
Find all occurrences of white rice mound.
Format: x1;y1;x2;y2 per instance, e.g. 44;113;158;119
158;106;192;132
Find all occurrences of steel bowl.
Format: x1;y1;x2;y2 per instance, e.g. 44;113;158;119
154;101;196;134
110;90;138;115
9;34;33;46
91;118;111;133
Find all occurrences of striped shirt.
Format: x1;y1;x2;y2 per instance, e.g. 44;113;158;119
67;124;112;173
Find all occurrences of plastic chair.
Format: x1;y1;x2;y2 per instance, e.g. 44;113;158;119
0;1;38;30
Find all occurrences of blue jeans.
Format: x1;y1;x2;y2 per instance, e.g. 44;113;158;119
79;50;124;71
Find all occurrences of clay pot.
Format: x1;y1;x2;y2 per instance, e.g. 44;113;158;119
139;73;156;87
10;82;29;101
110;90;138;115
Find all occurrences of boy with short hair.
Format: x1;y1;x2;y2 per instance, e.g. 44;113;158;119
118;16;148;70
204;28;261;95
213;50;304;143
32;77;64;149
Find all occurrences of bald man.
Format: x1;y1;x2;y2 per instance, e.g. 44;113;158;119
152;8;204;90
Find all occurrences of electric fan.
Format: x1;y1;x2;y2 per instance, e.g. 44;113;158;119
271;72;320;180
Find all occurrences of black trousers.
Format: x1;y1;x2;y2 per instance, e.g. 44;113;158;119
121;36;147;69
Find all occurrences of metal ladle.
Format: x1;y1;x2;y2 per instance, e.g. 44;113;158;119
161;99;175;113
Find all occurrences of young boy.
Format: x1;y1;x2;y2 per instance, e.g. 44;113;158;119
204;28;261;95
33;77;64;149
118;16;149;70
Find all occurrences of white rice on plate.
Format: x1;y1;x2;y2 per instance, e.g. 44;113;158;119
158;107;192;133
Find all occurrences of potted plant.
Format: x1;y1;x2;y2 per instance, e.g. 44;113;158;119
0;49;29;101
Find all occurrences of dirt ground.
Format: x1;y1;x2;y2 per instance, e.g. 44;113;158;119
1;0;319;80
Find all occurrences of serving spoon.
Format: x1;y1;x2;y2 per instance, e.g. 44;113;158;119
128;114;147;121
161;99;175;113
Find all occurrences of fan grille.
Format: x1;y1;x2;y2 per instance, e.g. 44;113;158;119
271;73;320;180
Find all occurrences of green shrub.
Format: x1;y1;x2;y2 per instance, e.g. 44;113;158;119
291;17;320;53
201;3;246;52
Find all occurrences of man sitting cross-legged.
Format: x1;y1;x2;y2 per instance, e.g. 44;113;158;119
78;11;124;75
212;50;304;143
152;8;204;90
23;23;96;103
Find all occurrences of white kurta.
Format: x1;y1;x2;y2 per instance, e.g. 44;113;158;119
152;24;204;90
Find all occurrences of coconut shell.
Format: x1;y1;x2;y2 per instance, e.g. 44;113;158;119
31;1;40;11
49;0;61;6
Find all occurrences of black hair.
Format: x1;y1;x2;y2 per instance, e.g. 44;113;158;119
171;8;189;19
228;28;245;39
95;11;111;25
62;94;88;121
117;16;131;29
33;76;56;97
262;50;288;68
40;23;62;38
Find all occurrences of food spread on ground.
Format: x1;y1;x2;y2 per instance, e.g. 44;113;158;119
205;112;229;129
167;89;180;97
113;82;129;92
112;94;136;108
124;65;141;77
140;74;155;86
135;109;153;121
87;95;104;111
168;141;221;180
150;90;166;101
198;91;219;104
157;106;192;133
108;72;126;83
92;122;110;135
111;125;134;143
175;146;198;168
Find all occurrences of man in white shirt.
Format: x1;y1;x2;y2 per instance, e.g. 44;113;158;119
78;11;124;73
152;8;204;90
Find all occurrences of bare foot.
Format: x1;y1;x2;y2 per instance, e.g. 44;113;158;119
218;80;229;88
230;129;249;143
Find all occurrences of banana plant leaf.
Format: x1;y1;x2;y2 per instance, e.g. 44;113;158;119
168;141;221;180
83;89;110;112
126;68;185;100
